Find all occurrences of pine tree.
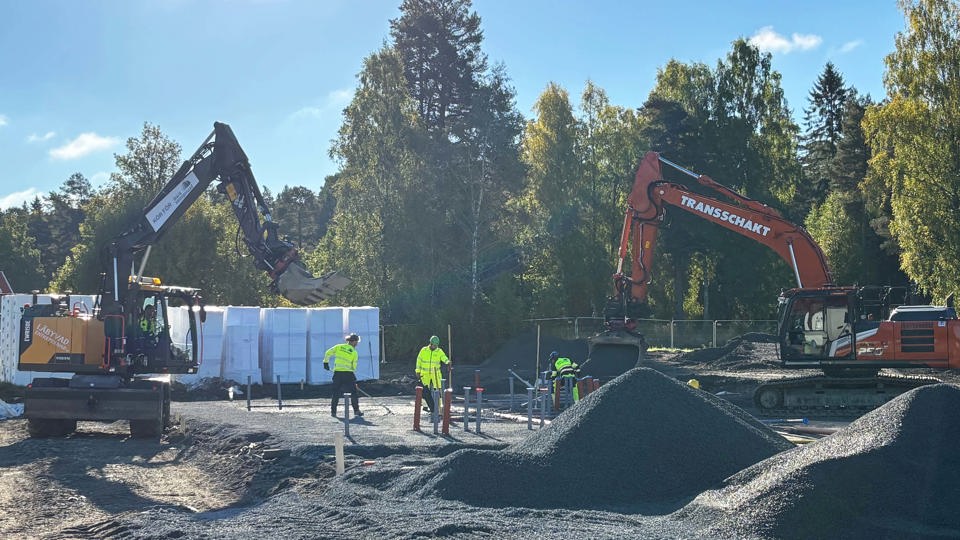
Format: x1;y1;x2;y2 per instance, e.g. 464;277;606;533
800;62;849;208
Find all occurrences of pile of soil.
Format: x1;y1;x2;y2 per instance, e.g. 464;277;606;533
452;329;589;392
671;333;781;371
393;367;792;512
684;383;960;538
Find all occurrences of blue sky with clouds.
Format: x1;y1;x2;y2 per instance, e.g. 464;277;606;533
0;0;905;210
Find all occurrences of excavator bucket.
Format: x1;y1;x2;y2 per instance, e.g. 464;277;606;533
581;330;648;381
275;262;351;305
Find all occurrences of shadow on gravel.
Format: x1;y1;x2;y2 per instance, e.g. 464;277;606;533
0;425;179;514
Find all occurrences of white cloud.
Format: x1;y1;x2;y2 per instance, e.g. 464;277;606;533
838;40;864;54
27;131;56;143
0;114;8;127
90;171;111;185
291;88;353;120
49;132;119;160
0;188;41;210
749;26;822;54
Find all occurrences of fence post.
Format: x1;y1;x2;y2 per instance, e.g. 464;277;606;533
670;319;675;349
463;387;471;432
526;387;534;430
343;394;351;437
432;388;440;434
276;375;283;410
475;387;483;434
713;320;718;348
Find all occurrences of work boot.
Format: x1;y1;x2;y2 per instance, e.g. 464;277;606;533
331;410;337;417
354;410;364;417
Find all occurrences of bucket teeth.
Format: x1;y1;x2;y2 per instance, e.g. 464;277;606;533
275;263;351;305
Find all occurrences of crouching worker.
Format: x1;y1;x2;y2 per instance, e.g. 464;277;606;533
325;333;363;418
549;351;580;405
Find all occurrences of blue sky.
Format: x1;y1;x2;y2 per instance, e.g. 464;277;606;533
0;0;905;210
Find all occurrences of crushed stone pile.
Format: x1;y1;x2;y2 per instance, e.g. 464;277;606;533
684;383;960;539
463;329;589;391
393;367;792;512
672;332;781;371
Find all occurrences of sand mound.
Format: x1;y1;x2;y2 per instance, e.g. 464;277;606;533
394;367;791;511
685;383;960;538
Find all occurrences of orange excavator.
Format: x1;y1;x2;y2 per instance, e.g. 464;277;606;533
587;151;954;415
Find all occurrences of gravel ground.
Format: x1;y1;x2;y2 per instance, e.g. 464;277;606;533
3;334;960;539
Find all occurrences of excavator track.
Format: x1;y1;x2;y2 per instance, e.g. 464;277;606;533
754;372;943;417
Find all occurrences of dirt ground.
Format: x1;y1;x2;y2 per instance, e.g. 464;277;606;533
2;335;959;539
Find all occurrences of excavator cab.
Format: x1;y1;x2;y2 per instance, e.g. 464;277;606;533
777;287;857;366
111;281;202;377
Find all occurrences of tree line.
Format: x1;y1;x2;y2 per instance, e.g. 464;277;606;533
2;0;958;361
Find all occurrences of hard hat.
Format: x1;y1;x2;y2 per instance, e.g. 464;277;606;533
687;378;700;389
429;335;440;345
549;351;559;360
345;333;360;343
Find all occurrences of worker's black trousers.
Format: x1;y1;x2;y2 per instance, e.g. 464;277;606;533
423;386;438;412
331;371;360;414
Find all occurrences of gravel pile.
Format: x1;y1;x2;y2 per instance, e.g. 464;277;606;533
394;367;791;512
684;383;960;538
672;333;781;371
462;329;589;392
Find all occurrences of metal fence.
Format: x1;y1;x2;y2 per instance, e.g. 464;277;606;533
529;317;778;349
379;317;778;365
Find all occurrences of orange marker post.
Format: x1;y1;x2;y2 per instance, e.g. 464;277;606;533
413;386;423;431
441;389;452;434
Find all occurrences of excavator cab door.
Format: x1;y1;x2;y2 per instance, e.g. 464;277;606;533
778;288;857;366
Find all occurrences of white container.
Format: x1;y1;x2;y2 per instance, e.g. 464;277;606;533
260;307;308;384
344;306;380;382
171;306;225;384
306;307;345;384
221;306;262;384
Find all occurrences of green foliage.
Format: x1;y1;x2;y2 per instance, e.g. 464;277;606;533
271;186;325;251
316;46;427;315
864;0;960;301
0;211;46;291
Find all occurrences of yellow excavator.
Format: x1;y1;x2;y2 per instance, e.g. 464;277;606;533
18;122;350;437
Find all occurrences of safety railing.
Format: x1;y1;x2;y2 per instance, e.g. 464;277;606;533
530;317;777;349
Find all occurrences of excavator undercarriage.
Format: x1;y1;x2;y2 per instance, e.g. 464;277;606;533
754;371;943;417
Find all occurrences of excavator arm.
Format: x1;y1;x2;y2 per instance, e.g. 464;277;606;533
614;151;833;306
103;122;349;311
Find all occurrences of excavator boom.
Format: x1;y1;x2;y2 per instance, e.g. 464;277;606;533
107;122;349;309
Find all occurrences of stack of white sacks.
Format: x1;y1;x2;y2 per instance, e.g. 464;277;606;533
0;296;380;386
170;305;380;386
